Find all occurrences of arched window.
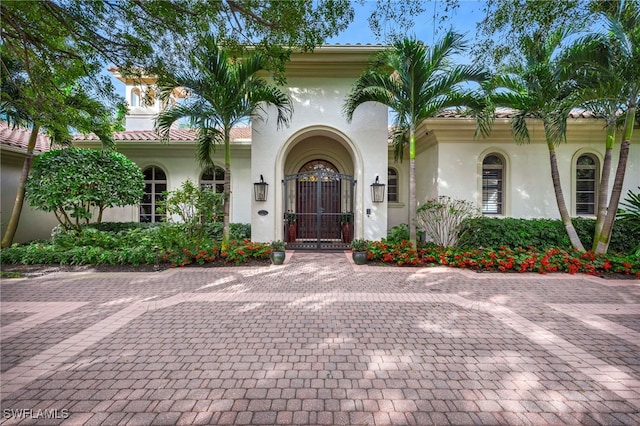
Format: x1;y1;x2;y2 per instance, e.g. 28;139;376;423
200;165;225;193
140;166;167;223
298;159;339;181
131;88;141;107
576;154;598;215
482;154;504;215
387;168;398;202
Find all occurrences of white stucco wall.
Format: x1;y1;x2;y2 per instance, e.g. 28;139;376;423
427;117;640;219
387;153;410;230
251;76;388;242
76;143;253;226
1;152;59;243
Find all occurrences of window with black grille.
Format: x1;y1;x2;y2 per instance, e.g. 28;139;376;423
482;154;504;215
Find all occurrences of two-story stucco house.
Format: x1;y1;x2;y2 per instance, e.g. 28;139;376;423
2;45;639;247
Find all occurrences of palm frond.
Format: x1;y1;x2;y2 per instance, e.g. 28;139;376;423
605;14;633;59
343;71;399;122
195;127;224;168
427;30;467;71
156;103;204;141
510;112;531;144
544;110;569;146
247;82;293;129
389;125;409;162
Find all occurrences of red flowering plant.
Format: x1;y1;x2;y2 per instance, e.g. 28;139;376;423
222;239;271;264
365;240;426;266
364;241;639;276
162;239;271;267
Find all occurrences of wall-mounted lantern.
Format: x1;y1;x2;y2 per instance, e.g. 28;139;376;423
254;175;268;202
370;176;385;203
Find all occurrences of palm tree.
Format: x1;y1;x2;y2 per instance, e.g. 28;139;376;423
343;33;489;246
489;29;587;252
561;0;640;254
156;36;293;245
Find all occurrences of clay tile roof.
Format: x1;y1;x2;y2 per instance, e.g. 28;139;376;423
433;108;602;119
0;122;50;153
74;126;252;142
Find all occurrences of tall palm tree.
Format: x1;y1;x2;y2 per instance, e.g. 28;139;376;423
562;0;640;254
343;33;489;246
156;36;293;245
489;29;587;252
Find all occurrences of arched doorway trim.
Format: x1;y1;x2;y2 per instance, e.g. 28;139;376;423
275;125;364;246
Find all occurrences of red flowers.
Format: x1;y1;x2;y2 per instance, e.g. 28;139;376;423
364;240;638;276
160;241;269;267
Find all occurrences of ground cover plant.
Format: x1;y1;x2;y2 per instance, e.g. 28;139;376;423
2;217;638;276
0;223;270;268
365;240;639;276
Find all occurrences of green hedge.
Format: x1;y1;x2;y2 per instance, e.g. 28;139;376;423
458;217;639;253
88;222;155;233
1;222;254;266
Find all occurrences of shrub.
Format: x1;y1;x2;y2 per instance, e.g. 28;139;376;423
26;148;144;231
416;196;479;247
88;222;155;233
618;187;640;255
230;223;251;240
386;223;410;243
459;217;569;249
459;217;639;254
158;180;223;240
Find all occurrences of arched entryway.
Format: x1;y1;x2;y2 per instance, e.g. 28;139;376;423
281;129;357;250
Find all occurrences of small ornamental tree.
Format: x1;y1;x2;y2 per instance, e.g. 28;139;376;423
416;196;480;247
157;180;224;240
25;148;144;231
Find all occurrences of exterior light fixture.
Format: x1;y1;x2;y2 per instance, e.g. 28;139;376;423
254;175;268;201
370;176;385;203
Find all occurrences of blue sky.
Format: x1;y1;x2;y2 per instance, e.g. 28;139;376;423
325;0;485;46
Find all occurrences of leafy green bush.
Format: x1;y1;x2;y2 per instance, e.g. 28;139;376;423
201;222;249;240
26;148;144;231
386;223;410;243
88;222;155;233
0;242;156;266
459;217;639;254
53;227;119;249
618;187;640;255
230;223;251;240
158;180;224;241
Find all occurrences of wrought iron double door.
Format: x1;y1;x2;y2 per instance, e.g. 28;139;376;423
283;170;354;245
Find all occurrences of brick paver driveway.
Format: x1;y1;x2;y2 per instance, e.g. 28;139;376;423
1;252;639;425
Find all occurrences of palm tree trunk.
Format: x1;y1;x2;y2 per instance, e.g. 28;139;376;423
409;128;417;246
595;138;631;254
592;123;615;251
594;101;636;255
548;145;585;251
222;130;231;247
1;125;40;248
